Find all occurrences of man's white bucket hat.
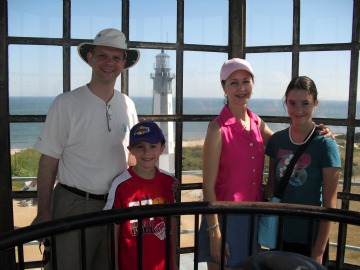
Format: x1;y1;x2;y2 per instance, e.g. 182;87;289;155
77;28;140;70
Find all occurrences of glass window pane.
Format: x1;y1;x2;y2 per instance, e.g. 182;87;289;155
246;52;292;118
158;121;175;173
9;97;52;116
329;221;339;262
184;0;228;45
130;0;177;43
71;46;92;91
12;198;40;261
10;123;44;152
8;0;62;38
184;97;223;116
183;51;227;110
301;0;353;44
182;131;204;171
345;223;360;265
353;127;360;192
247;0;293;46
71;0;122;39
299;51;350;119
357;54;360;119
129;49;176;115
9;45;63;97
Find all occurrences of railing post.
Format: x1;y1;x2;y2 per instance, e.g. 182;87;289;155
0;249;16;270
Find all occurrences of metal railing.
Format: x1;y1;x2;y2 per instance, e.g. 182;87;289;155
1;202;360;270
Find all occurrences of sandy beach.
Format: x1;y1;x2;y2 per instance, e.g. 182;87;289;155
11;172;204;264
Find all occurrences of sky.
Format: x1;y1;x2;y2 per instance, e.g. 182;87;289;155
7;0;357;101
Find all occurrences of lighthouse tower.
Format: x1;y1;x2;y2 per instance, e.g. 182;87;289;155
150;49;175;173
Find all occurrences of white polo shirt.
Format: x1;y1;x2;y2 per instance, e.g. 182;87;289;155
34;85;138;194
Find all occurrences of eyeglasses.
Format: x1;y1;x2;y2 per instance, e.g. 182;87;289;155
106;105;112;132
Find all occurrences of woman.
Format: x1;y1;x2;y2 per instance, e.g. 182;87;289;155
198;59;332;270
198;58;273;270
264;76;341;266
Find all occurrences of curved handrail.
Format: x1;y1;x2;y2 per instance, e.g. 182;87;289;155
1;201;359;251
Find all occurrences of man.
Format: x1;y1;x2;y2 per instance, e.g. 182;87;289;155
32;28;139;270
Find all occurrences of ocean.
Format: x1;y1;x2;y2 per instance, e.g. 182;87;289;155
9;96;350;150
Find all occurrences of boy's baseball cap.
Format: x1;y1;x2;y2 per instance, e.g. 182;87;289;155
129;121;166;146
77;28;140;70
220;58;254;81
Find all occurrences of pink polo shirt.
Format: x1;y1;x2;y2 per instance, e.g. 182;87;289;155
215;105;264;202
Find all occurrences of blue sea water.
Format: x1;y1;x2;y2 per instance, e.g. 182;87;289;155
9;96;349;149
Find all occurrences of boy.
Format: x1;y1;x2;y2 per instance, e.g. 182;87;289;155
104;121;178;270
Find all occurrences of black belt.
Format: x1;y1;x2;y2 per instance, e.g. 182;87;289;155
60;184;107;201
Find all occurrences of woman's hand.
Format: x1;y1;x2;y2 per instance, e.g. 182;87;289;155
311;245;324;265
209;227;230;265
318;123;335;139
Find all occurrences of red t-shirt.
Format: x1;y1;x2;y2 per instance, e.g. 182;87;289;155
113;167;176;270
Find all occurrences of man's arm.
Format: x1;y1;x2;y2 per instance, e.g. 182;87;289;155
32;154;59;225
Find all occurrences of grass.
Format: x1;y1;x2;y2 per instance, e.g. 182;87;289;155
10;145;360;266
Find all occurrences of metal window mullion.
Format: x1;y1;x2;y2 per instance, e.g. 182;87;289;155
193;214;200;270
137;217;143;270
175;0;184;200
17;245;25;270
291;0;300;77
80;229;87;270
165;216;171;270
220;214;227;270
229;0;246;58
121;0;130;96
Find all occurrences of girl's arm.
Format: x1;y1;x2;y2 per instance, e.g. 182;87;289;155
312;167;339;264
258;117;274;147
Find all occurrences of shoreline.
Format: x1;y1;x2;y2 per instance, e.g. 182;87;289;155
10;139;206;155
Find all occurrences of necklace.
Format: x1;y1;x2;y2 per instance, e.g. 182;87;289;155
289;123;316;145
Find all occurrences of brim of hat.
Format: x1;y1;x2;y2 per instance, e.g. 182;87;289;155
77;43;140;70
130;138;165;146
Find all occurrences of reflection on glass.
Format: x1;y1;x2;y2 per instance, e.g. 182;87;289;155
130;0;176;43
301;0;353;44
184;0;228;45
8;0;62;38
247;0;292;46
9;45;63;97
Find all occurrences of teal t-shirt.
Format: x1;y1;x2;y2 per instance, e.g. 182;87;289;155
265;127;341;244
